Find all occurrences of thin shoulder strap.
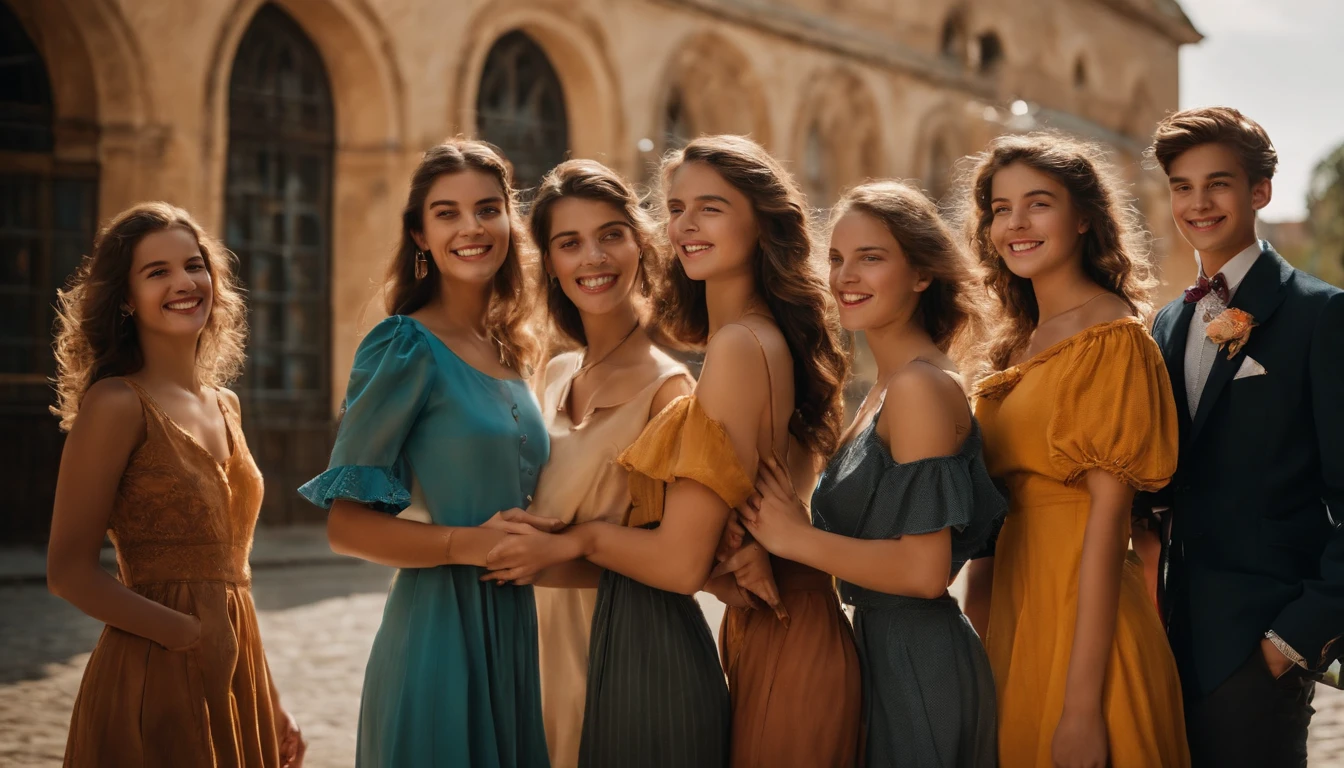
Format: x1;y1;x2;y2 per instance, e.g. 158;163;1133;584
727;321;785;462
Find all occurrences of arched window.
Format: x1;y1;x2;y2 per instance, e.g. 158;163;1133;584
664;86;694;151
802;124;831;209
0;0;99;540
477;31;569;190
928;137;955;202
1074;58;1088;89
225;3;334;522
940;12;967;64
975;32;1004;75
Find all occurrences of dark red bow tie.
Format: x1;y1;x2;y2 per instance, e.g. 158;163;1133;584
1184;273;1229;304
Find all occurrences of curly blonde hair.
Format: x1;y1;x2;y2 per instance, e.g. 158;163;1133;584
51;202;248;431
957;132;1157;371
385;139;540;375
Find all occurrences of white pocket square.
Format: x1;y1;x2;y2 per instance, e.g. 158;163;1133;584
1234;355;1267;380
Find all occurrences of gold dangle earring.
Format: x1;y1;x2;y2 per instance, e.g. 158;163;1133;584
414;250;429;280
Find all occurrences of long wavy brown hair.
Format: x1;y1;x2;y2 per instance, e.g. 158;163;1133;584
830;180;989;370
655;134;849;457
385;139;539;373
527;159;667;348
51;202;248;431
958;131;1157;371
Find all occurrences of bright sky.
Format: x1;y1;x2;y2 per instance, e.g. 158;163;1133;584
1177;0;1344;222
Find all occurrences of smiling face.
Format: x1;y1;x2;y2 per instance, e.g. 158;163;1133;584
545;197;643;319
665;161;760;282
827;210;929;332
988;161;1090;281
413;169;512;288
124;226;214;340
1167;142;1270;263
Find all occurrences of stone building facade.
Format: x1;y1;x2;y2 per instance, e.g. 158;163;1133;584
0;0;1199;539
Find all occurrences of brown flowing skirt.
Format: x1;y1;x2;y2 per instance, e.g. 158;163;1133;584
63;580;280;768
719;558;863;768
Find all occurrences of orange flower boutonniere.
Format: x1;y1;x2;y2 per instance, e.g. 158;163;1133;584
1205;307;1256;359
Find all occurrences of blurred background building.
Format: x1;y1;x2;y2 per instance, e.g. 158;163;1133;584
0;0;1204;540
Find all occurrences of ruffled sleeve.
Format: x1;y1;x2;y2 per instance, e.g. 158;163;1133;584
298;315;435;513
858;425;1008;567
616;395;755;528
1047;320;1179;491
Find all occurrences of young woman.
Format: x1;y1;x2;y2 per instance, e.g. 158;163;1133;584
961;133;1189;768
519;159;694;768
484;136;861;767
298;139;557;767
741;180;1005;767
47;202;306;767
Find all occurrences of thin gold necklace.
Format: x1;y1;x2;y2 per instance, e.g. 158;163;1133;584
575;322;641;378
1037;290;1110;325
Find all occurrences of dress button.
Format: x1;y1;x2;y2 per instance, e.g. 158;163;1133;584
511;404;520;421
527;468;534;476
520;433;527;445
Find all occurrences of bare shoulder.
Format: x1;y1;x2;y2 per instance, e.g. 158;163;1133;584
1080;291;1135;325
81;378;143;422
217;386;242;415
71;378;145;443
880;364;964;462
700;323;768;384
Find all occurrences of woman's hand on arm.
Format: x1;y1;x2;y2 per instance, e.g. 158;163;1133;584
743;367;960;601
327;502;545;570
46;379;201;649
527;329;767;595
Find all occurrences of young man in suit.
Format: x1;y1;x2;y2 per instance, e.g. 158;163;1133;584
1146;106;1344;767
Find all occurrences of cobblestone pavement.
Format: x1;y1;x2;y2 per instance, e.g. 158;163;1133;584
2;563;1341;766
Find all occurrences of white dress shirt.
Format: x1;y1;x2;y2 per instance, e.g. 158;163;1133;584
1184;241;1263;414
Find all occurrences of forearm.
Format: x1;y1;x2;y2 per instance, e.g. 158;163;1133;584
328;502;506;568
1063;504;1127;713
48;562;194;647
787;526;950;600
534;559;603;589
574;521;717;595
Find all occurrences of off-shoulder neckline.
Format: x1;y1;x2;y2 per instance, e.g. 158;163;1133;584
973;316;1145;399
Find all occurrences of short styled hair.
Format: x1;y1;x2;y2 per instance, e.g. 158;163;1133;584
1148;106;1278;182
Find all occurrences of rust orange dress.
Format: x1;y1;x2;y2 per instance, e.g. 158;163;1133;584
973;319;1190;768
713;323;862;768
63;379;281;768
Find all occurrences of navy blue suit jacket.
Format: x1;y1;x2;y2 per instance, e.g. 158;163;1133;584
1150;242;1344;698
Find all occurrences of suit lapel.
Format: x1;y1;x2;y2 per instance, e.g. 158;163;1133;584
1159;301;1197;432
1188;245;1293;445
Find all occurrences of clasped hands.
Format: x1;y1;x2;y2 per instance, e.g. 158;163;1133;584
715;457;813;626
479;508;576;585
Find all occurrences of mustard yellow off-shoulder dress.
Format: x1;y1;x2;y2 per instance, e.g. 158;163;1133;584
973;318;1190;768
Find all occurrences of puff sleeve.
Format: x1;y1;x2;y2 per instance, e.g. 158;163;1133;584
616;396;755;528
298;315;435;513
1046;321;1179;492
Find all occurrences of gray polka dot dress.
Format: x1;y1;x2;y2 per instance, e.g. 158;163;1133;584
811;416;1006;767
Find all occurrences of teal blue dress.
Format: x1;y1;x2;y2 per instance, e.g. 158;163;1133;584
299;315;550;767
